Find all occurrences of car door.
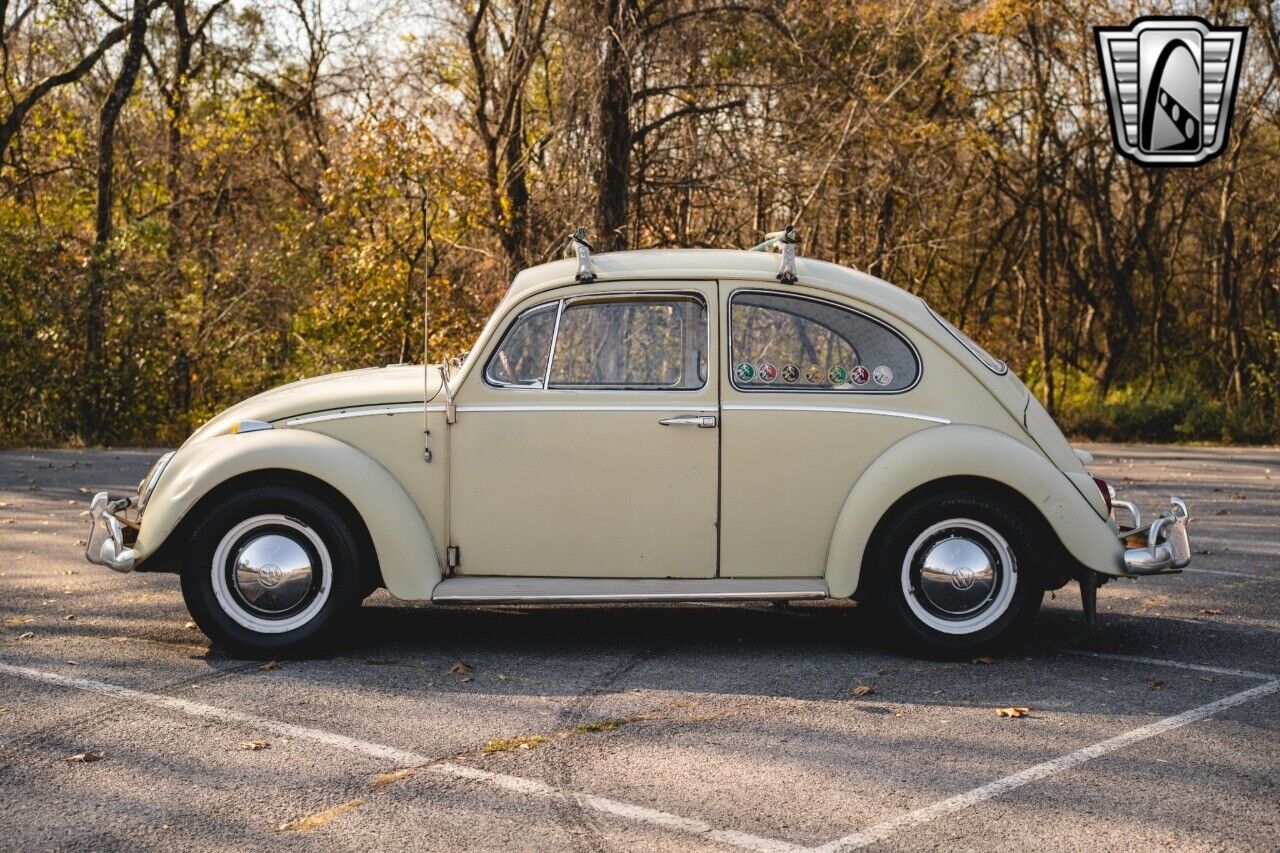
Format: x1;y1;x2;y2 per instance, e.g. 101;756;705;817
447;281;719;578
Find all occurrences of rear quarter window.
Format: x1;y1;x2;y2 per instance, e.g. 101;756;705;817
729;290;920;392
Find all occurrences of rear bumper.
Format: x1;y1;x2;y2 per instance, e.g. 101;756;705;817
85;492;137;573
1114;497;1191;576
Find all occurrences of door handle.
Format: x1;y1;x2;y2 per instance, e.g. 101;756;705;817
658;414;717;428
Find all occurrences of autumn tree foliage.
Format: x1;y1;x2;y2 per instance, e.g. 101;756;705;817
1;0;1277;445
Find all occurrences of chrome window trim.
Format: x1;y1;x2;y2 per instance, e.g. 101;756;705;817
727;288;923;395
925;302;1008;376
483;289;712;393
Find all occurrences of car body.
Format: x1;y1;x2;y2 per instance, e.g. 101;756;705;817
86;246;1192;654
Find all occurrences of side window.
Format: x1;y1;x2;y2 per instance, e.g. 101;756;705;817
485;302;558;388
549;296;706;390
729;291;919;392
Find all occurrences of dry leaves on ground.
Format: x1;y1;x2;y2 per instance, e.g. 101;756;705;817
370;767;416;789
1200;608;1222;615
971;656;997;665
449;660;473;675
278;799;363;832
995;707;1032;718
64;751;103;763
258;660;278;671
240;740;271;751
1147;680;1165;690
850;684;876;697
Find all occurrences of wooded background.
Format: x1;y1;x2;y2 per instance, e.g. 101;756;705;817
1;0;1277;446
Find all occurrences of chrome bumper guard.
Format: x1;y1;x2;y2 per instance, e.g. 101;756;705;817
1115;497;1191;576
86;492;137;573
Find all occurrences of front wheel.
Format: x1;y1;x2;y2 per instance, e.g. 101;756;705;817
869;491;1043;656
181;485;365;657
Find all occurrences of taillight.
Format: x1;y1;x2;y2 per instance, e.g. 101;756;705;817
1092;476;1114;513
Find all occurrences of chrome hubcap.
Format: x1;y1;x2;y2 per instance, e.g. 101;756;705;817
232;533;315;614
211;514;332;634
901;518;1017;635
917;535;997;616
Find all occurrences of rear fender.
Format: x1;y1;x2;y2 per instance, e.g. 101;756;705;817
135;430;440;599
825;425;1124;598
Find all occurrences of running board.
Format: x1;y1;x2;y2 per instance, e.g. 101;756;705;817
430;577;829;604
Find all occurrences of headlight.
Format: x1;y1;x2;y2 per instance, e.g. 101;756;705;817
136;451;176;514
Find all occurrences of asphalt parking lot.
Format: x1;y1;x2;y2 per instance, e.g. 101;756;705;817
1;444;1278;851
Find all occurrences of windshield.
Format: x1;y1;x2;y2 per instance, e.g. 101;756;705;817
925;303;1008;375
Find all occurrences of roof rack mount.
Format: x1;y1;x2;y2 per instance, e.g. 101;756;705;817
750;225;799;284
566;227;597;283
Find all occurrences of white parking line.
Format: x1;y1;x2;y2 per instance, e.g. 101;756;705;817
1062;650;1275;681
0;662;802;853
1183;567;1271;581
814;677;1279;851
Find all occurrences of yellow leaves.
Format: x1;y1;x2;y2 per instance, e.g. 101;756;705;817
995;707;1032;718
277;799;364;832
851;684;876;697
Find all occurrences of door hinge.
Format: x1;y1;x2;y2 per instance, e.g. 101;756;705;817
447;545;460;569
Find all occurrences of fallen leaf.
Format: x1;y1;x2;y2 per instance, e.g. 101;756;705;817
995;707;1032;718
1200;608;1222;615
258;660;278;671
239;740;271;751
63;614;76;621
1147;680;1165;690
370;767;415;789
971;656;997;665
64;751;103;763
497;673;509;680
448;660;473;675
850;684;876;696
17;631;34;640
3;616;33;629
277;799;363;832
183;621;196;630
75;540;87;547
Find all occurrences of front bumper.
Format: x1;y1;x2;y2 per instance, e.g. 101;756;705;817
1114;497;1192;576
85;492;137;573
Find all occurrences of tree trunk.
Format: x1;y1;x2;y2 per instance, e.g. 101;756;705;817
596;0;633;251
82;0;151;442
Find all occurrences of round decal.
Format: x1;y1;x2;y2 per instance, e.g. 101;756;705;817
804;364;824;384
850;365;870;386
828;365;848;384
781;364;800;384
872;365;894;387
735;362;756;382
757;361;778;383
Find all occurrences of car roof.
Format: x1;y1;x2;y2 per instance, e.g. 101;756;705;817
505;248;926;319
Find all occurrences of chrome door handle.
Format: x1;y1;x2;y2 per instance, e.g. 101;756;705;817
658;414;717;428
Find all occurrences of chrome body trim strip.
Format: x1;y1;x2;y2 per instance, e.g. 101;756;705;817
285;404;426;426
453;404;719;414
721;403;949;424
431;576;828;604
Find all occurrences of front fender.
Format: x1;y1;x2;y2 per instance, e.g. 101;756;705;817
135;430;441;599
824;425;1124;598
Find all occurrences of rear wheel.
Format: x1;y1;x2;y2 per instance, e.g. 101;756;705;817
869;491;1043;656
181;486;364;656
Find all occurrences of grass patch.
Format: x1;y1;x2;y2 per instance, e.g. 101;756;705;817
573;718;628;734
482;734;549;753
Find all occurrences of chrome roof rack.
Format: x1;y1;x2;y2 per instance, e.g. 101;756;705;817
750;225;799;284
566;227;597;282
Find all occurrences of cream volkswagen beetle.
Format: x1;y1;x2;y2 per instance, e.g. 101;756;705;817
86;235;1192;656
